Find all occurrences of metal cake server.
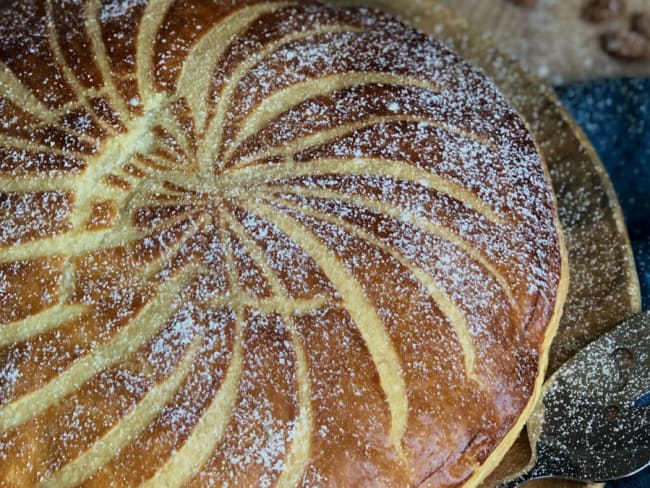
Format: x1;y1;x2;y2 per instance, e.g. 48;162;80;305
498;311;650;487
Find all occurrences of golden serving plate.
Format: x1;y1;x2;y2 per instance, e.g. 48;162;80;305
0;0;640;485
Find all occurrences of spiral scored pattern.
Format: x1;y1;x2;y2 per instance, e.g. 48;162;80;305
0;1;565;486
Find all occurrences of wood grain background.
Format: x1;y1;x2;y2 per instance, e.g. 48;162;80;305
438;0;650;83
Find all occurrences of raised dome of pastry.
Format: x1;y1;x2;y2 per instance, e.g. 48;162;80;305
0;1;567;487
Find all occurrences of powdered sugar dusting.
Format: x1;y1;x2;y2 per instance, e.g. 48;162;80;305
0;1;567;486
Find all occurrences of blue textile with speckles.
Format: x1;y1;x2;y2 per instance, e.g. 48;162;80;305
556;78;649;488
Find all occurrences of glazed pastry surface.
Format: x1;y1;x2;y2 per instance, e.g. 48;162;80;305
0;1;566;486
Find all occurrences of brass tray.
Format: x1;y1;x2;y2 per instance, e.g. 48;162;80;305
327;1;643;486
0;0;638;485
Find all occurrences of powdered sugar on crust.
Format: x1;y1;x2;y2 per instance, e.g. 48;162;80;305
0;1;562;486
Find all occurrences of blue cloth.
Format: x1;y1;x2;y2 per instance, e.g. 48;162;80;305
556;79;649;488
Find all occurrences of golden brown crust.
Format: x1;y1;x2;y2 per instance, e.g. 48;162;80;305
0;1;566;486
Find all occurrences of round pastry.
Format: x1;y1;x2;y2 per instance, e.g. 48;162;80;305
0;1;568;486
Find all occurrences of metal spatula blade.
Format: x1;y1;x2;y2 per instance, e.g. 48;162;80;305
498;311;650;487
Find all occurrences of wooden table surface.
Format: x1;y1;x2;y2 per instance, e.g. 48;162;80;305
438;0;650;83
